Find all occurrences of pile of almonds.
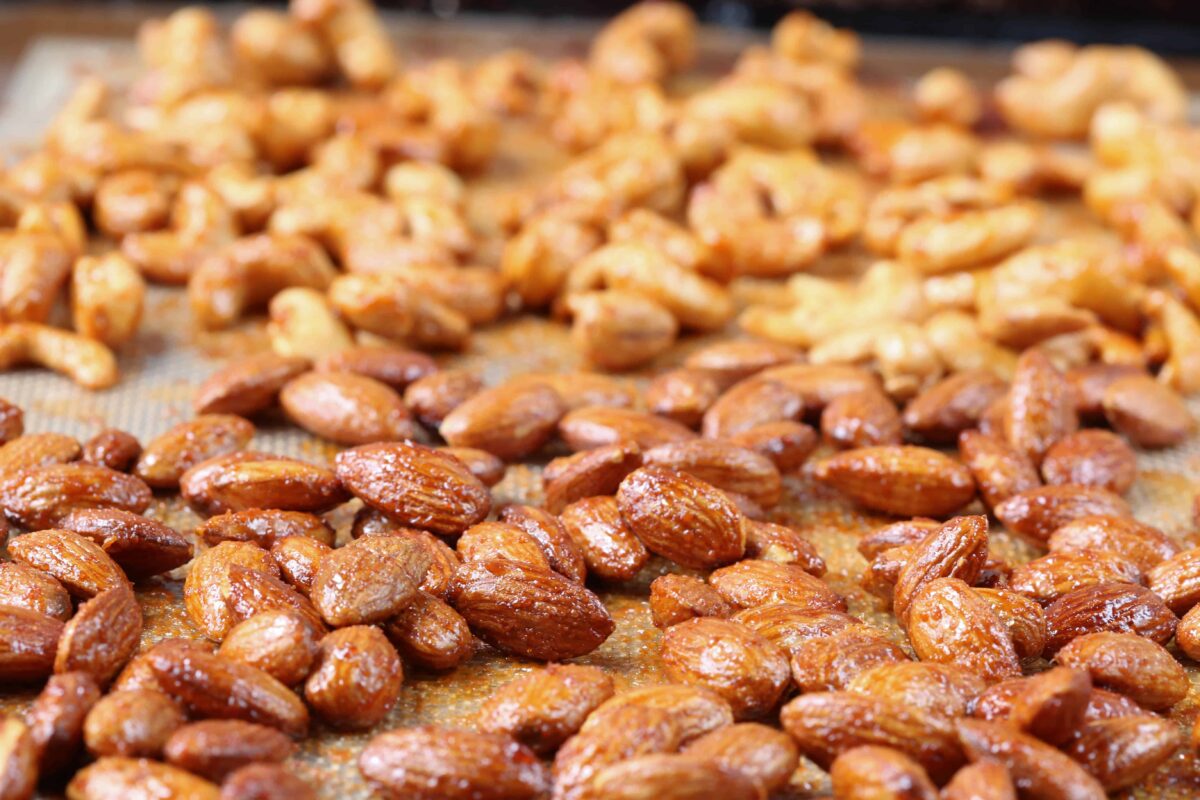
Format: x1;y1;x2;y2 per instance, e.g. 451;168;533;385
1;0;1200;799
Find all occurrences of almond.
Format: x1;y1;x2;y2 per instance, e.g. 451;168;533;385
528;372;638;412
829;745;938;800
80;429;142;473
221;763;313;800
184;541;280;640
1047;515;1180;572
449;558;614;660
813;445;976;517
902;369;1008;444
741;519;826;575
790;626;909;693
993;484;1130;544
359;726;549;800
780;691;963;782
1003;348;1077;465
440;381;566;460
732;604;860;657
0;398;22;444
617;466;745;569
1147;546;1200;614
857;519;941;560
957;430;1041;510
476;664;614;753
582;684;732;743
701;377;805;439
67;756;220;800
217;609;320;686
642;440;782;508
335;441;491;535
54;585;141;685
1040;430;1136;494
0;464;151;529
644;368;722;427
223;565;326;634
8;530;128;599
457;521;552;571
315;346;437;390
0;606;64;682
25;671;100;774
1044;582;1177;654
304;626;403;730
402;369;482;428
279;371;416;445
0;432;81;474
196;508;334;548
1174;602;1200;660
588;753;761;800
1102;373;1195;448
1055;631;1188;711
0;562;71;620
906;578;1021;683
709;559;847;611
163;720;294;782
382;591;475;671
311;534;431;626
111;639;211;695
554;706;683;800
58;509;192;579
1009;549;1141;605
82;689;183;758
542;443;643;514
649;574;733;628
682;722;799;795
437;447;506;487
683;340;802;383
1064;715;1183;791
725;420;818;471
974;587;1048;660
892;515;988;622
135;416;255;489
761;364;884;413
559;406;695;451
971;667;1092;744
955;719;1105;800
498;505;587;584
0;719;35;800
821;388;903;449
559;496;648;582
194;353;311;416
848;662;986;718
181;452;349;516
661;617;790;719
270;536;332;596
148;641;310;736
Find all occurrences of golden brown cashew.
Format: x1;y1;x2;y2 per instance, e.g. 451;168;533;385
0;322;118;389
590;2;696;84
71;253;146;349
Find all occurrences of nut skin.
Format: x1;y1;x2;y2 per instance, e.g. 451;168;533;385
499;505;587;584
903;369;1008;444
559;406;696;452
54;585;142;686
892;514;988;623
0;464;152;530
542;443;643;514
358;726;550;800
184;541;281;641
1147;546;1200;614
581;684;733;743
0;606;65;683
403;369;482;428
660;617;790;720
315;346;437;390
790;626;909;693
1048;515;1180;572
1009;549;1142;605
682;722;798;795
642;440;782;508
0;433;81;474
725;421;818;472
475;664;614;754
1004;348;1078;465
553;706;684;800
196;508;334;548
644;368;722;427
905;578;1021;684
1064;715;1184;791
0;717;36;800
80;429;142;473
304;626;403;730
1043;582;1177;654
848;662;986;718
993;484;1131;544
820;389;903;449
1102;373;1195;448
220;763;315;800
958;430;1041;510
587;753;762;800
8;530;129;600
970;667;1092;745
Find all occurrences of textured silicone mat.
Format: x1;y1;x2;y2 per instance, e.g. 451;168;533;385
0;23;1198;799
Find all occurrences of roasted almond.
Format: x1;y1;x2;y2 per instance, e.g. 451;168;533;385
457;521;552;571
1055;631;1188;711
270;536;332;596
57;509;192;579
682;722;799;795
439;381;566;460
1174;602;1200;660
279;371;416;445
0;398;22;444
194;353;311;416
848;662;986;718
335;441;491;535
974;587;1048;660
858;519;941;560
82;689;183;758
80;429;142;473
903;369;1008;444
701;377;805;439
709;559;847;612
761;364;884;413
54;585;141;685
892;515;988;622
993;484;1131;544
542;442;643;514
436;447;506;487
644;368;723;427
0;606;64;682
402;369;483;428
661;617;790;720
223;564;326;634
382;591;475;671
1003;348;1077;465
68;756;220;800
617;466;745;569
25;671;100;774
448;558;614;661
183;541;281;640
1064;363;1145;420
528;372;639;412
304;625;403;730
780;691;962;782
829;745;938;800
582;684;733;743
135;415;255;489
790;626;909;693
642;440;782;508
0;432;81;474
906;578;1021;684
1044;582;1177;654
741;519;826;575
813;446;975;517
164;720;294;782
1040;430;1136;495
359;726;549;800
683;340;802;383
553;706;684;800
957;430;1041;510
148;640;310;736
181;451;349;516
0;562;71;620
821;388;903;449
955;719;1105;800
311;534;431;626
588;753;761;800
475;663;614;753
1009;549;1141;605
217;609;320;686
732;604;860;658
1065;715;1183;791
560;406;696;452
725;420;818;472
315;346;437;390
559;496;648;582
1102;373;1195;448
0;464;152;529
1047;515;1180;572
1147;546;1200;614
222;763;314;800
498;505;587;585
197;508;334;548
8;530;128;599
970;667;1092;745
